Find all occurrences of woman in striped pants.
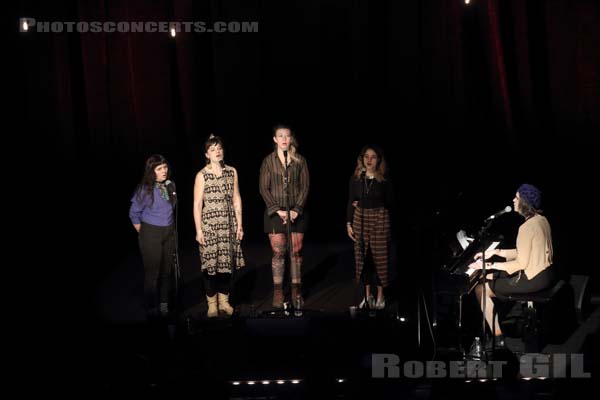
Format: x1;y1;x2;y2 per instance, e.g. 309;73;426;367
346;145;394;310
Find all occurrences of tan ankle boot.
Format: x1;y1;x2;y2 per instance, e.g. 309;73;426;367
217;293;234;316
272;284;284;308
206;295;218;318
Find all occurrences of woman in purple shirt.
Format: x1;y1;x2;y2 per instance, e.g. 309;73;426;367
129;154;177;318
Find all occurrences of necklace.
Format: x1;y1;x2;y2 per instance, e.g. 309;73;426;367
364;177;375;195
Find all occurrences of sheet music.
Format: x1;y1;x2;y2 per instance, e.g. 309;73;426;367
486;241;501;253
456;230;473;250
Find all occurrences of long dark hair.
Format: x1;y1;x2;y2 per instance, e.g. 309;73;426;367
518;196;539;219
135;154;174;205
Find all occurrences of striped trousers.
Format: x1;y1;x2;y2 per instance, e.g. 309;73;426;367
352;207;390;287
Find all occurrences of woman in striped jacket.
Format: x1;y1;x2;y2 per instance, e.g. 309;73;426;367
259;124;310;308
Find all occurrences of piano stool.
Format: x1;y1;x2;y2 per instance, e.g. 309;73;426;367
492;279;568;353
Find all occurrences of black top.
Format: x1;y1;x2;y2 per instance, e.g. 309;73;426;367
346;175;394;223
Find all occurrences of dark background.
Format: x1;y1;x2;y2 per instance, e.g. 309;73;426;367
16;0;599;334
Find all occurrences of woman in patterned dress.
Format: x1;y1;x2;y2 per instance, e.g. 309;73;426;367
193;135;245;317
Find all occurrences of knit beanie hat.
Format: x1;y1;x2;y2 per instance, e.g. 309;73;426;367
517;183;541;209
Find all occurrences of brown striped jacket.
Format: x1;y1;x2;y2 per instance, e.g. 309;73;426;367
259;152;310;216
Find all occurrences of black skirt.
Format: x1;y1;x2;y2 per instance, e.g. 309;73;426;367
491;267;556;301
263;209;308;234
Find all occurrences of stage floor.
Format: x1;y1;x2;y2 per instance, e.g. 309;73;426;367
88;240;599;398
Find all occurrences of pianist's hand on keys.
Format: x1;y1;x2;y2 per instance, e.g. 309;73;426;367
467;259;495;274
473;248;500;261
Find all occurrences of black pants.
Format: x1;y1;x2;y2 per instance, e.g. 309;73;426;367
491;267;556;301
139;222;176;310
204;272;231;297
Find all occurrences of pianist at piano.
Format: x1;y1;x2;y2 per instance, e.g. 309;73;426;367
468;183;556;345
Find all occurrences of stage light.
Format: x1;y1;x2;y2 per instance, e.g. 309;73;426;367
337;378;345;383
465;0;471;5
22;18;29;31
170;27;176;37
231;378;307;386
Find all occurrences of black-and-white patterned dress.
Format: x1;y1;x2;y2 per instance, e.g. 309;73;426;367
199;165;245;274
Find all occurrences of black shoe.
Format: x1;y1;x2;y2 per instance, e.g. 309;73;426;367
486;335;506;350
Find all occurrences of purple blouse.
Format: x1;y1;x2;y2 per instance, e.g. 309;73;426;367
129;186;174;227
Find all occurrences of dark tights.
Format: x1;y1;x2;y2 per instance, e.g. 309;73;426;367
204;272;231;297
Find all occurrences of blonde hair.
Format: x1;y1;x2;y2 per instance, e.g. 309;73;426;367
272;124;300;163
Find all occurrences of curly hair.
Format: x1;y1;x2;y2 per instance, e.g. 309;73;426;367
352;145;387;182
